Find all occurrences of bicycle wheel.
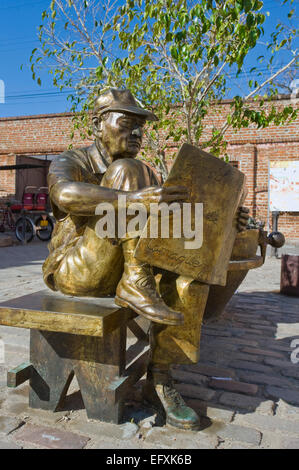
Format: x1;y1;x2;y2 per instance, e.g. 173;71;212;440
35;215;54;241
15;216;35;243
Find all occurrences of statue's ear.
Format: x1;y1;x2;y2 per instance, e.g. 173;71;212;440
92;116;102;139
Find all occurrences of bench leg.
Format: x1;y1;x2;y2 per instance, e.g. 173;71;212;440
29;330;74;411
29;326;127;423
75;362;124;422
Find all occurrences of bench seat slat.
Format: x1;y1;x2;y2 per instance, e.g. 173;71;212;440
0;290;134;337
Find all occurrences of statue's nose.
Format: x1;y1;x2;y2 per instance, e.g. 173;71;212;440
131;127;142;137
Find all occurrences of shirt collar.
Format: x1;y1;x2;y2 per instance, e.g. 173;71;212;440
87;141;110;175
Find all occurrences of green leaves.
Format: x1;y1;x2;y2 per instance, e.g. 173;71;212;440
288;9;295;18
243;0;253;13
246;13;255;29
28;0;298;173
170;45;178;60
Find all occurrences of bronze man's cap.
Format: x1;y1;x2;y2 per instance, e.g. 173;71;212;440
93;88;158;121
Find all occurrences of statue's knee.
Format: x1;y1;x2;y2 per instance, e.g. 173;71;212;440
106;158;143;175
103;158;148;190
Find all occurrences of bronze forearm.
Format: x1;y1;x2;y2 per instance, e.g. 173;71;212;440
50;181;123;216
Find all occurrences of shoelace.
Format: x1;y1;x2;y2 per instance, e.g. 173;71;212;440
132;265;157;290
135;274;157;289
164;384;186;407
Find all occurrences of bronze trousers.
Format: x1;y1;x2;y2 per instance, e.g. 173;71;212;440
53;158;209;365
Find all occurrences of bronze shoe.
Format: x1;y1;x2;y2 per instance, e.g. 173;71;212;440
115;263;184;325
115;239;184;325
143;366;200;430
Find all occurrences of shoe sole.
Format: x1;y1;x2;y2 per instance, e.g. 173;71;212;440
115;296;184;326
142;384;200;431
166;417;201;431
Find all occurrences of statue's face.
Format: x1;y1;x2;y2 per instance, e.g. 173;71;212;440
95;111;146;159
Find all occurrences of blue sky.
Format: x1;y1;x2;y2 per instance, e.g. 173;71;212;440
0;0;297;118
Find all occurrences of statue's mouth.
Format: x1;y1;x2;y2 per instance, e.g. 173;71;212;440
128;140;141;148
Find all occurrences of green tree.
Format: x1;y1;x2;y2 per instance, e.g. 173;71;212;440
30;0;298;179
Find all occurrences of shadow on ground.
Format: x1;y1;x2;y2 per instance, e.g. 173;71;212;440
1;289;298;436
42;289;299;431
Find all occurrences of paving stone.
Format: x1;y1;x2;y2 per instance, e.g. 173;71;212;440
0;236;13;247
261;432;299;449
0;439;22;449
223;338;260;347
219;392;274;414
265;386;299;406
184;399;234;423
138;414;157;433
3;337;30;349
281;367;299;380
238;323;277;333
203;423;261;446
233;413;299;435
217;440;257;449
0;416;24;436
0;385;34;418
86;437;168;450
12;424;89;449
275;399;299;421
0;327;30;339
2;401;30;418
209;378;258;396
238;371;292;388
264;357;296;370
172;369;209;387
178;363;236;378
144;426;217;449
202;328;232;337
202;406;234;423
229;360;274;374
69;420;139;441
234;353;261;363
204;406;234;424
201;339;238;350
258;341;293;353
199;353;236;367
234;316;273;326
11;404;78;426
86;439;146;450
241;347;285;358
175;383;216;402
229;326;265;336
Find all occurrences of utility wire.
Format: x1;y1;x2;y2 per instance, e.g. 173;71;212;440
3;63;291;102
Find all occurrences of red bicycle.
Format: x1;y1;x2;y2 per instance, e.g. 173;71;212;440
0;203;35;243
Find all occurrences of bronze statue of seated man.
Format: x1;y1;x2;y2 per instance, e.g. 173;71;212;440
43;88;249;430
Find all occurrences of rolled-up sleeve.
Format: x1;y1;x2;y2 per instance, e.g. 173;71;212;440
48;151;83;221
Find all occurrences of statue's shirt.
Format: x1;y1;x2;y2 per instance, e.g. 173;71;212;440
43;142;159;290
43;143;110;289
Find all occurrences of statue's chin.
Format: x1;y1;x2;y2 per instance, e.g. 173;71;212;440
112;153;137;160
116;147;139;159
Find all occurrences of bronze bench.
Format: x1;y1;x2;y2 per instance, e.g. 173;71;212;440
0;290;149;423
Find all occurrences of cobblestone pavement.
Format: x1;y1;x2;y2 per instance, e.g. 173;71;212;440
0;237;299;449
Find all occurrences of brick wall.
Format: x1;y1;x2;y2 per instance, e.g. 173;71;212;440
0;95;298;240
0;154;16;202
